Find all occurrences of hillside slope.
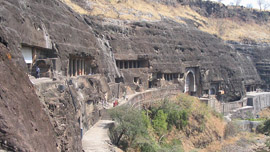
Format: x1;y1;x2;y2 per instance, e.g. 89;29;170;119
62;0;270;43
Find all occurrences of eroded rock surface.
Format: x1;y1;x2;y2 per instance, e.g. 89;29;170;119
0;43;57;151
0;0;269;151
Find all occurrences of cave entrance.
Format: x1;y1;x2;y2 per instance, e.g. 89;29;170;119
69;58;86;77
21;44;58;78
209;88;216;95
69;54;95;77
185;71;195;94
115;59;149;69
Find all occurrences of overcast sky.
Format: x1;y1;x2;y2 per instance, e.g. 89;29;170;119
210;0;270;10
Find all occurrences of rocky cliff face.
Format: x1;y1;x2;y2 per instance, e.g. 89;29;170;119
229;42;270;90
86;17;261;101
33;74;110;151
0;0;268;151
190;0;270;21
0;0;106;151
0;43;57;151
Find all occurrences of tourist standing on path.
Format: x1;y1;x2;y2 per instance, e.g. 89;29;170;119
123;91;126;100
113;100;118;107
36;66;40;78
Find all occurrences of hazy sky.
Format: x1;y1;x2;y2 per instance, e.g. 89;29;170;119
210;0;270;10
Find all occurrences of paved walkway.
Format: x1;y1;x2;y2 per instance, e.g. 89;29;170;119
82;94;136;152
82;120;116;152
82;89;160;152
29;77;53;85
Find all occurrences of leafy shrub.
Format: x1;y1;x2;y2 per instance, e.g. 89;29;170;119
158;145;184;152
256;119;270;135
152;110;168;136
148;106;160;119
109;93;211;151
167;110;188;130
159;139;184;152
265;138;270;148
212;110;223;120
109;106;148;148
142;111;151;128
133;134;160;152
140;143;157;152
155;100;189;130
176;93;196;111
224;121;240;139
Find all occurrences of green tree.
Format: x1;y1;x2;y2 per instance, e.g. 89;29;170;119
152;110;168;136
109;106;148;147
160;101;189;130
167;110;188;130
257;119;270;135
142;111;151;128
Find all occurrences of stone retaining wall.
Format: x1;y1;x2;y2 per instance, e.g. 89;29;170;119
235;120;262;132
206;92;270;116
247;92;270;113
203;96;247;114
127;88;181;108
222;99;247;115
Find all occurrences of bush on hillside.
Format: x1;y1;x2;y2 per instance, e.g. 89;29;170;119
140;143;157;152
141;111;151;128
108;93;218;151
257;119;270;135
152;110;168;136
159;139;184;152
224;121;240;139
150;99;189;131
167;109;188;130
109;106;148;148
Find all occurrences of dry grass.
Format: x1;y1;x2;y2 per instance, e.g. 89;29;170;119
166;94;226;152
259;107;270;119
179;113;226;152
62;0;270;43
200;18;270;43
202;135;241;152
203;132;264;152
60;0;89;14
165;94;266;152
62;0;206;24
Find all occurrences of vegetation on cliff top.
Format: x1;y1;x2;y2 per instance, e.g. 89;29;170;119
61;0;270;43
